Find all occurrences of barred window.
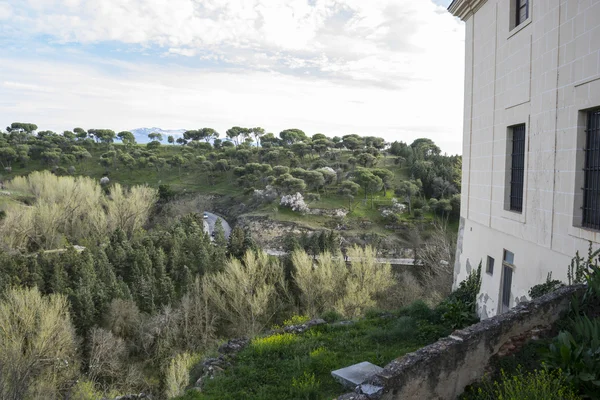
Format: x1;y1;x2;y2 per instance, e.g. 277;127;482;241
583;109;600;230
509;124;526;213
516;0;529;26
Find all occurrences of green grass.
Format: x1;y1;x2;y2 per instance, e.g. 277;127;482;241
177;303;452;400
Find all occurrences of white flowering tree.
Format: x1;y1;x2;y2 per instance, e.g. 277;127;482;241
280;192;309;214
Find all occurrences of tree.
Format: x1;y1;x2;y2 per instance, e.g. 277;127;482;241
339;180;360;210
371;168;394;196
168;155;185;175
117;131;136;146
148;132;163;142
7;122;37;134
0;147;17;169
411;138;441;160
279;129;307;146
226;127;249;146
168;135;175;144
356;152;377;167
203;250;289;336
353;169;382;207
0;287;78;400
303;170;325;192
250;127;265;147
395;180;421;213
89;129;116;146
274;173;307;195
342;134;363;151
292;250;347;317
74;127;88;140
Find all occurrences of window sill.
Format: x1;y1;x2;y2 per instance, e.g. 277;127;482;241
568;224;600;243
507;18;531;39
500;208;526;223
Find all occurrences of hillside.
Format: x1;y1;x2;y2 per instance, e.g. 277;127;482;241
0;123;463;399
0;124;461;257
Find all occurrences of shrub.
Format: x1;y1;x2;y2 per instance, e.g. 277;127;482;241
291;371;320;399
321;310;343;323
528;272;564;299
251;333;298;356
280;192;309;213
462;368;579;400
204;250;290;336
542;315;600;397
165;352;202;399
0;287;79;400
439;262;482;329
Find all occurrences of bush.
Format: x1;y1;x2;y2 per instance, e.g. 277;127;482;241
461;368;579;400
439;262;481;329
528;272;564;299
542;315;600;398
321;310;343;323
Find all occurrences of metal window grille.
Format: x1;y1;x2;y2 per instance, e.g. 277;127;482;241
501;265;513;310
516;0;529;26
583;109;600;230
510;124;526;212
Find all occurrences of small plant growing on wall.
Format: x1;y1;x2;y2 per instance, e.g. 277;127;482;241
528;272;564;299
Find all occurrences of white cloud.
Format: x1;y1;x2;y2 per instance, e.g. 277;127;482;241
0;2;11;19
0;56;464;154
2;0;465;154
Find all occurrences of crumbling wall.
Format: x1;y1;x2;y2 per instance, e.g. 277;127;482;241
338;285;584;400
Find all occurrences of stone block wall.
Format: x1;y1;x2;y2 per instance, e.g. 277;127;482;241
338;285;584;400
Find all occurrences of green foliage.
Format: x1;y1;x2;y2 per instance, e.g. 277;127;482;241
461;368;579;400
438;262;481;329
528;272;564;299
542;316;600;397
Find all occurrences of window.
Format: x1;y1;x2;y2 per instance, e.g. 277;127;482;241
516;0;529;26
583;109;600;230
486;256;495;275
501;250;515;313
509;124;526;212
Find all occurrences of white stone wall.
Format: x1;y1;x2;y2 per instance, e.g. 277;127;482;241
455;0;600;317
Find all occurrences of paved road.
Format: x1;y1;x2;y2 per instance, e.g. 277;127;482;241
203;212;232;239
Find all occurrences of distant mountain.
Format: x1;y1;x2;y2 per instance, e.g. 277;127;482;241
129;127;186;144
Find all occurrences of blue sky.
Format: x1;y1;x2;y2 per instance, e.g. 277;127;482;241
0;0;464;154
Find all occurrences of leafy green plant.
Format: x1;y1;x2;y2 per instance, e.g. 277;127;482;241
542;316;600;397
528;272;564;299
438;262;481;330
441;300;478;329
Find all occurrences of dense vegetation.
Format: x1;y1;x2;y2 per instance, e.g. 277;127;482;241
0;122;464;399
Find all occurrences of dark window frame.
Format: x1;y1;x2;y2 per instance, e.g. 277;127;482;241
509;124;526;213
486;256;495;275
582;109;600;230
516;0;529;26
501;250;515;313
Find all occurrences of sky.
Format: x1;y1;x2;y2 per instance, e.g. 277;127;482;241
0;0;464;155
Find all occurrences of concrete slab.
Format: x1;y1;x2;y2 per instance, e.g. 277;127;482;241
331;362;383;389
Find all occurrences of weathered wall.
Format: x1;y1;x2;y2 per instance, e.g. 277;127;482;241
456;0;600;317
338;285;583;400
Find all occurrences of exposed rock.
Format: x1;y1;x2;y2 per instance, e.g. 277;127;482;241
218;337;249;354
283;318;327;334
333;320;355;327
357;384;384;399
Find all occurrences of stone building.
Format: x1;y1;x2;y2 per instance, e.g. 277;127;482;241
449;0;600;318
